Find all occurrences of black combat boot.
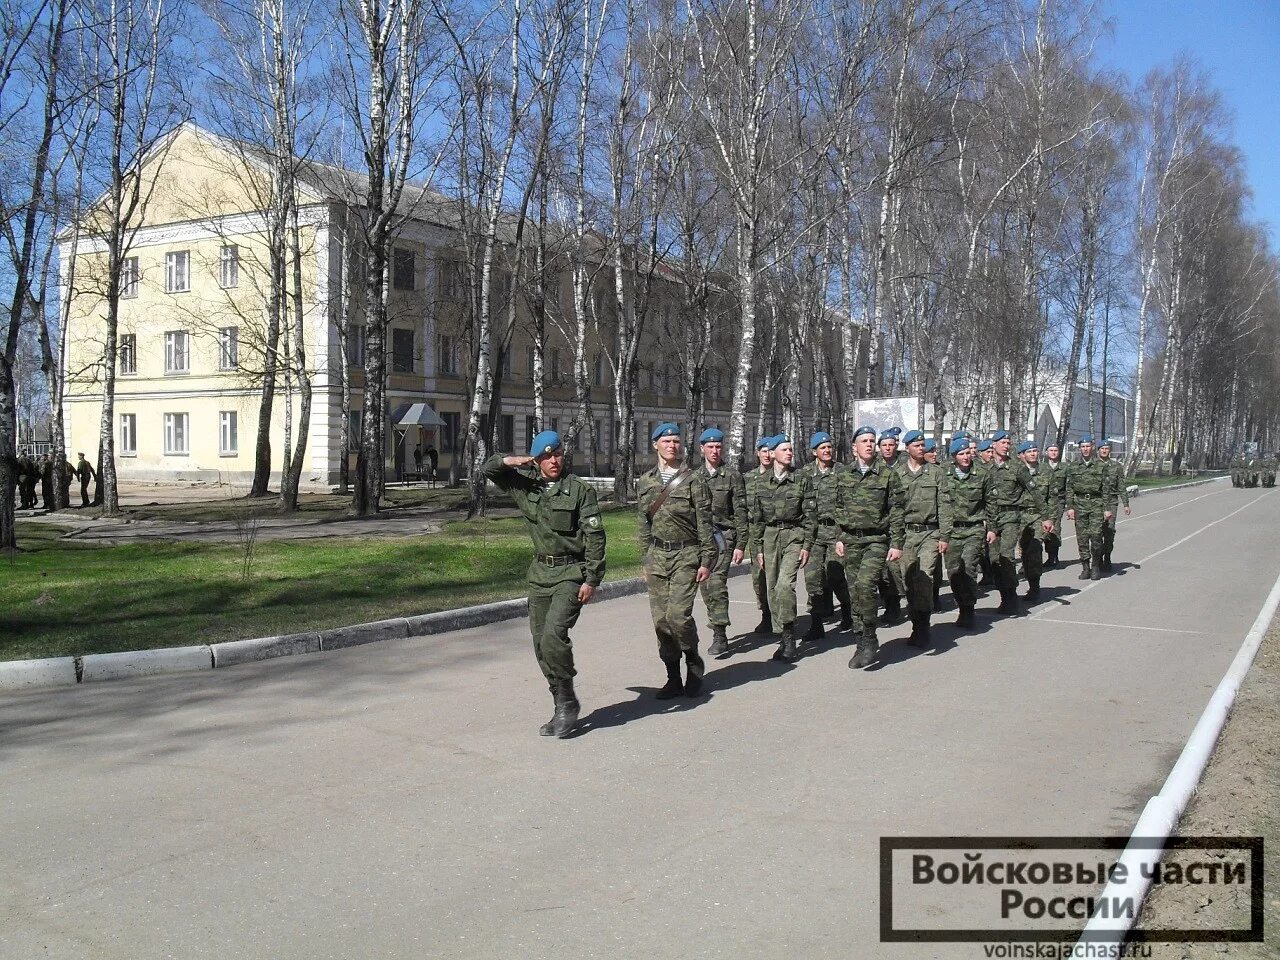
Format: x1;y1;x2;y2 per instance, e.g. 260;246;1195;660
907;614;931;648
838;606;854;630
848;633;879;668
655;659;683;699
878;598;902;626
538;683;559;737
753;611;772;634
1078;562;1092;581
1091;566;1103;581
683;651;705;696
548;680;580;739
1024;578;1041;602
804;615;825;643
708;625;729;657
1046;545;1059;568
1102;552;1113;572
772;625;799;662
956;605;975;629
996;588;1022;615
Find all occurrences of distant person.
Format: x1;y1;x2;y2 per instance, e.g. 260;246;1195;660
76;452;97;507
39;455;55;511
19;455;38;508
426;444;439;481
413;444;423;475
60;459;75;507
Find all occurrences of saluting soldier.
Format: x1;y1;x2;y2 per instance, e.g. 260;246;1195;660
801;430;852;642
942;437;995;629
895;431;953;648
483;430;607;739
1065;436;1108;581
986;431;1050;615
1039;442;1067;567
745;436;776;633
638;422;716;698
835;425;905;669
1097;439;1131;572
1016;441;1055;601
694;427;748;657
748;436;817;663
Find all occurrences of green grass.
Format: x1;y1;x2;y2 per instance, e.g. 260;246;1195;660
122;485;485;523
1;508;643;662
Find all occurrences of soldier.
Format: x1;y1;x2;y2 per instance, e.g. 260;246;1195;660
18;455;38;509
482;431;606;739
1097;439;1131;572
976;439;996;586
39;455;55;511
1016;441;1055;601
923;438;939;466
745;436;776;633
1039;442;1067;567
895;430;953;648
986;432;1050;614
835;426;905;669
942;437;996;629
977;439;995;467
748;435;817;663
802;430;852;642
637;422;716;698
876;427;908;625
694;427;748;657
1065;436;1109;581
75;452;97;508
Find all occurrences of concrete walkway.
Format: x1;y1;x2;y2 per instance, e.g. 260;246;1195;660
1;482;1276;959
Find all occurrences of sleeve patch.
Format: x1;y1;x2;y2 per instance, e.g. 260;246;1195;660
586;515;601;529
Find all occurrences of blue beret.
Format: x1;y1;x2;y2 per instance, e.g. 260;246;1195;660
1017;440;1037;454
924;438;937;453
529;430;562;457
879;427;901;441
990;430;1009;442
755;435;773;450
698;427;724;444
809;430;832;449
1079;435;1095;445
1098;438;1113;448
903;429;924;445
977;439;993;452
766;434;790;451
651;422;681;441
949;437;969;456
853;425;877;441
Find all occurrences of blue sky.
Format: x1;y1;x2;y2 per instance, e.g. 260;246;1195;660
1098;0;1280;246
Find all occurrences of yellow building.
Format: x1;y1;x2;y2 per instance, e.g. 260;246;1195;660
63;123;856;485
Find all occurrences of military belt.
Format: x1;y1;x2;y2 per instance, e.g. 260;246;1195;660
953;520;984;528
651;537;697;551
905;522;939;532
1073;493;1104;500
534;554;581;567
819;517;836;525
843;526;887;537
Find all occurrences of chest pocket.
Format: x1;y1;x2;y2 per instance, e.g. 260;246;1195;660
712;486;731;515
547;501;578;533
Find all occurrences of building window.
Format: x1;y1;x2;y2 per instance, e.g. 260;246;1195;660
219;245;239;288
219;411;238;456
593;418;604;451
551;348;562;384
164;330;189;374
393;248;416;291
525;415;538;450
392;328;414;373
163;412;189;455
122;257;140;298
499;414;514;451
165;250;190;293
437;335;457;375
347;325;365;367
525;345;536;379
442;411;461;450
120;413;137;456
119;334;137;375
494;271;512;305
348;409;363;451
498;348;512;380
592;353;604;387
218;327;239;370
440;260;464;300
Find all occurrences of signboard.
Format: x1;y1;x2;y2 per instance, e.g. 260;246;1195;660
853;396;933;433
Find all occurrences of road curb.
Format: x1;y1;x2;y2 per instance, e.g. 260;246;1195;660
1130;475;1226;496
0;569;715;692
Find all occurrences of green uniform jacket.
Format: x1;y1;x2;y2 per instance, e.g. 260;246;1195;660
1065;457;1109;510
833;460;906;549
695;463;749;544
1021;460;1056;527
802;461;843;527
637;467;717;569
1037;460;1067;516
943;464;994;527
482;454;606;586
896;461;954;540
748;468;819;556
986;458;1046;525
1100;459;1130;509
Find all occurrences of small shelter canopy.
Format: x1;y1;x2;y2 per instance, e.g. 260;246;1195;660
396;403;446;428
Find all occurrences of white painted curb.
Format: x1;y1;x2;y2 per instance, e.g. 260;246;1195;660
0;656;78;690
1072;564;1280;951
80;645;214;683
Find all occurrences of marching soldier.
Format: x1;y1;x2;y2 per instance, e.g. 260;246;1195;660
896;430;953;648
986;432;1050;614
802;430;852;642
942;437;995;629
638;423;716;698
75;452;97;508
694;427;748;656
1097;439;1131;572
835;425;905;669
923;438;939;465
1039;442;1067;567
876;427;908;624
976;439;996;585
1065;436;1109;581
745;436;776;633
748;435;817;663
1016;441;1055;601
483;430;606;739
39;454;55;511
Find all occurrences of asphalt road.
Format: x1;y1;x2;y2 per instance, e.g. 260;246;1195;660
2;480;1276;960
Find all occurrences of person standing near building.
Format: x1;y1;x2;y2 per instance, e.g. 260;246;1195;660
1065;436;1108;581
413;444;424;476
1039;442;1067;567
38;454;55;511
637;423;716;698
749;436;817;663
801;431;852;641
745;436;776;633
75;453;97;508
482;431;606;739
895;431;953;648
942;437;995;629
426;443;439;482
1097;439;1131;572
694;427;748;657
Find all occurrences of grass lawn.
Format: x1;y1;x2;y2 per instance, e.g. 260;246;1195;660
1;508;643;662
122;484;485;523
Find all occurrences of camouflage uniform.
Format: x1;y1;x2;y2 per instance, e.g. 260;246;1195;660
694;462;749;638
1037;459;1067;565
1065;456;1109;579
894;461;954;637
638;466;717;688
802;460;851;637
1099;457;1130;571
986;457;1046;611
744;467;773;628
942;463;993;627
748;467;817;660
835;460;905;668
877;454;910;622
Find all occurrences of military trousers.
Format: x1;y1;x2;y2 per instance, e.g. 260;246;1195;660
1073;500;1106;569
761;525;805;632
527;577;585;683
1102;514;1118;559
946;527;986;610
840;534;888;635
751;547;771;619
805;525;850;618
698;533;733;628
647;544;704;669
900;527;942;615
1019;520;1044;584
993;514;1034;592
